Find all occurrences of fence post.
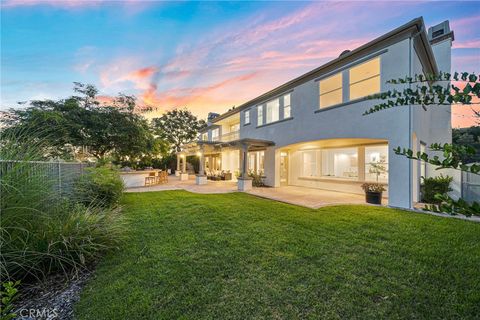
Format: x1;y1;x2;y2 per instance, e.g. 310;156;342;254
58;161;62;194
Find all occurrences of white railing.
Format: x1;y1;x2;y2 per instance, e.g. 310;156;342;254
220;131;239;142
199;130;240;143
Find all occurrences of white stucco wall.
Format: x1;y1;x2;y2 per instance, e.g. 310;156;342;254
208;33;452;209
239;39;414;208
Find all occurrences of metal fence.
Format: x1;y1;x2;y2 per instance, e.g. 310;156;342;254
462;171;480;203
0;160;91;196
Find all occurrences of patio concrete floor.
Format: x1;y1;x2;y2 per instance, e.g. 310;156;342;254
125;175;387;209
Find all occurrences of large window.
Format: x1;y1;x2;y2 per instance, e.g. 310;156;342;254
248;151;265;174
349;57;380;100
283;94;291;118
365;145;388;182
266;99;279;124
302;151;317;177
319;73;342;108
244;110;250;124
230;123;240;132
257;105;263;125
211;128;219;141
321;148;358;179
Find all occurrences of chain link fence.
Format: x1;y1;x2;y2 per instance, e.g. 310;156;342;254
462;171;480;203
0;160;92;196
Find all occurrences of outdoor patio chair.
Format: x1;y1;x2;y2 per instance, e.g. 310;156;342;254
155;171;163;184
145;172;156;186
159;171;168;184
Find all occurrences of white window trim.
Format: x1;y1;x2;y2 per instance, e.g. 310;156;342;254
316;50;386;110
244;109;250;125
257;105;263;126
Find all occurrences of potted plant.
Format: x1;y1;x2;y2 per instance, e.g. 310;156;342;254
361;182;386;205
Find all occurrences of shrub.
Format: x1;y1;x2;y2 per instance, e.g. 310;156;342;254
0;281;20;320
73;167;124;208
361;182;386;193
248;171;265;187
0;129;125;282
421;175;453;204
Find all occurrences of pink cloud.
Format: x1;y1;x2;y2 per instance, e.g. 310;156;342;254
93;1;477;125
1;0;104;9
128;67;158;80
1;0;156;12
453;40;480;49
140;72;259;108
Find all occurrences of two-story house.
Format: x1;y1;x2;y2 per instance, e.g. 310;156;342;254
177;17;454;209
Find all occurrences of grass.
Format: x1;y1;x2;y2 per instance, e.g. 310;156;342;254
75;191;480;319
0;128;125;282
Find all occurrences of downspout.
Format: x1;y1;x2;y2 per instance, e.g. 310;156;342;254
407;26;425;209
408;36;413;209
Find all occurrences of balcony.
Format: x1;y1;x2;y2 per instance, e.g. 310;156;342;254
200;130;240;143
219;131;239;142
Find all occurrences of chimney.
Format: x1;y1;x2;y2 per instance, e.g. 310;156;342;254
427;20;454;45
207;112;220;126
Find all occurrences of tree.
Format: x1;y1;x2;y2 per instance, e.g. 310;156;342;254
1;83;169;162
364;71;480;216
152;108;206;153
453;126;480;164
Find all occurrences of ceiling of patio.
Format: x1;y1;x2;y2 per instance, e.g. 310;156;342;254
280;138;388;151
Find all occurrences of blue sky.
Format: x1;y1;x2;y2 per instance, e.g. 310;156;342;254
1;0;479;127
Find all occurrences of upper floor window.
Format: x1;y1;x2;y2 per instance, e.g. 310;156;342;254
349;57;380;100
266;99;279;124
283;94;291;118
211;128;219;141
319;73;342;108
257;105;263;125
230;123;240;132
244;110;250;124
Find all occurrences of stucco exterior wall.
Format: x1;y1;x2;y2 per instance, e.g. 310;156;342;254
238;39;413;207
205;30;452;209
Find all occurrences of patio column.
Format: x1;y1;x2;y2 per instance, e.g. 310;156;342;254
179;153;188;181
240;143;249;178
175;153;181;176
182;154;187;173
196;146;207;185
238;143;252;191
198;148;205;176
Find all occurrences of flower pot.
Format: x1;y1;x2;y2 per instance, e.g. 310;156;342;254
365;191;382;205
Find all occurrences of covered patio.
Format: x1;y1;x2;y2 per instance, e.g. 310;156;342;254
176;138;275;191
125;175;385;209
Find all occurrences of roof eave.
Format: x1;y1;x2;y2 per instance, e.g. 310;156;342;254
212;17;435;124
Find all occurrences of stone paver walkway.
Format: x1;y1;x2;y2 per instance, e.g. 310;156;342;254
125;176;237;194
126;175;387;208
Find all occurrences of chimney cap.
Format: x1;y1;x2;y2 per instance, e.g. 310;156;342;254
428;20;454;44
207;112;220;119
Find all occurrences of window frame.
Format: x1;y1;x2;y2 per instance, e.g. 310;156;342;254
257;105;263;126
364;144;389;183
348;57;381;101
302;150;317;177
266;98;280;124
319;73;343;109
211;128;219;141
283;94;291;119
244;109;250;125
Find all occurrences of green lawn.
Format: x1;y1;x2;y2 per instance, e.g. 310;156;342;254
75;191;480;319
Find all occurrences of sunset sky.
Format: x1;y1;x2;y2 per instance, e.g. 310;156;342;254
1;0;479;127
